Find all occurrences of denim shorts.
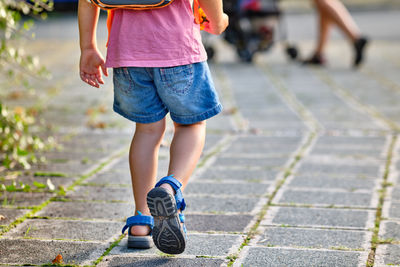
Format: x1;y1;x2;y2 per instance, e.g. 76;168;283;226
113;61;222;124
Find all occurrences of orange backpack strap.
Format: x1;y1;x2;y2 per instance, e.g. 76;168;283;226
193;0;200;24
193;0;207;30
106;10;114;47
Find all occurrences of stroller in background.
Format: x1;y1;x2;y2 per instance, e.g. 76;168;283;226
204;0;298;62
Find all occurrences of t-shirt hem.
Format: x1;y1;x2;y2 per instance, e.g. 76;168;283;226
105;55;208;68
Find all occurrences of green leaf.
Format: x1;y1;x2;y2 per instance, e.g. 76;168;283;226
33;181;46;189
5;183;17;192
17;148;29;156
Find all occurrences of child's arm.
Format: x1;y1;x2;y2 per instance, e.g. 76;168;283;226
198;0;228;35
78;0;108;88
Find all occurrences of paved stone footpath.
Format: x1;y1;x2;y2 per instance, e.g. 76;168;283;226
1;7;400;267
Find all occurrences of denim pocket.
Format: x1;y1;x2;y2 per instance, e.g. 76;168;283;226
159;64;194;95
113;67;134;94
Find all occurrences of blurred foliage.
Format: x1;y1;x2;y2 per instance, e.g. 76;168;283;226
0;104;56;169
0;0;53;82
0;0;53;170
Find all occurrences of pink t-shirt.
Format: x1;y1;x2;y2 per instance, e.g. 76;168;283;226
105;0;207;68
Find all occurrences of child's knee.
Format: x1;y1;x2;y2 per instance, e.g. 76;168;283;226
174;121;206;128
136;119;166;137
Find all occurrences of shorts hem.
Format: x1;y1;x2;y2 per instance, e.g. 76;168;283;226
113;104;168;124
170;103;223;124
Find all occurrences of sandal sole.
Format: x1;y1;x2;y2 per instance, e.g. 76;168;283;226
147;187;186;254
127;235;153;249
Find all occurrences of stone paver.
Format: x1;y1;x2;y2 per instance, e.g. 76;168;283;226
184;214;253;232
66;185;133;203
296;163;381;177
0;6;399;267
4;219;122;241
383;201;400;220
37;202;133;220
98;256;225;267
0;208;30;226
237;247;368;267
257;227;371;250
110;234;240;257
0;192;54;208
184;196;260;213
275;189;376;208
287;175;379;190
263;207;375;229
185;181;272;196
380;221;400;241
0;238;108;265
375;244;400;266
199;168;280;182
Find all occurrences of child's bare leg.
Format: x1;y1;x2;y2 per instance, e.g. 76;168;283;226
129;119;166;236
146;121;205;254
159;121;206;193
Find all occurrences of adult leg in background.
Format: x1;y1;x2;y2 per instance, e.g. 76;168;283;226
315;0;360;42
305;0;367;66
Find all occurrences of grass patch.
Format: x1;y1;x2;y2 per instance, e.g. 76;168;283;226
367;135;397;267
34;172;67;177
0;199;51;236
226;132;316;266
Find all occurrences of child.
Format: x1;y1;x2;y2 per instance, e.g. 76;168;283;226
78;0;228;255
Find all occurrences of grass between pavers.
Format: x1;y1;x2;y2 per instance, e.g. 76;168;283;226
91;234;125;266
222;63;321;266
0;148;127;238
213;65;248;132
361;67;400;100
66;150;127;192
196;135;235;170
34;172;68;177
226;132;317;266
49;197;128;205
16;236;94;242
259;63;323;132
313;68;400;133
367;135;397;267
0;200;50;235
87;134;235;266
79;182;130;188
28;216;125;224
271;202;380;210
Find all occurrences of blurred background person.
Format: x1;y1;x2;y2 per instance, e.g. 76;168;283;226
303;0;368;67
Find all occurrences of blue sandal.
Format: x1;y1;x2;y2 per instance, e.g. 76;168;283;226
122;211;154;249
146;175;187;254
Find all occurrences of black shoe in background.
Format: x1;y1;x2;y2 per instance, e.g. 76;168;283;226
354;37;369;67
302;54;326;66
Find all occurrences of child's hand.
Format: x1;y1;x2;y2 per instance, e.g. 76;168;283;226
79;48;108;88
203;13;229;35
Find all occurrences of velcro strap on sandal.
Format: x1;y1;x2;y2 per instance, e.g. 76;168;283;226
155;175;186;211
122;212;154;234
179;213;187;234
176;192;186;211
155;175;182;191
178;213;185;223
